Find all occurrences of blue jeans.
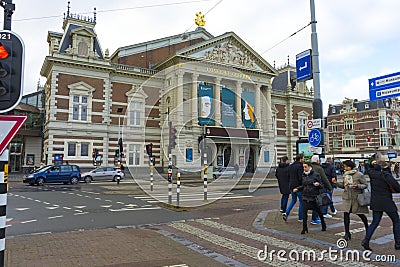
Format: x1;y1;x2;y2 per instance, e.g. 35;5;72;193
365;210;400;242
322;190;336;215
285;191;303;220
280;194;289;211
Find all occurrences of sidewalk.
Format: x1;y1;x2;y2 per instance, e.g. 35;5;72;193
5;227;226;267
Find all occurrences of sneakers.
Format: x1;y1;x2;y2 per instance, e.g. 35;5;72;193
298;219;303;222
311;219;321;225
323;214;332;218
331;210;337;215
282;213;287;222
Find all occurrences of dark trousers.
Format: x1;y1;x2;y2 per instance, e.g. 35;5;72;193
365;210;400;244
280;194;289;211
302;200;326;230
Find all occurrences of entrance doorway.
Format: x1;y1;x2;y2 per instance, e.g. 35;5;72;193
223;146;232;167
245;148;255;173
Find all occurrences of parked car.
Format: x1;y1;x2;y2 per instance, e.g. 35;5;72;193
22;165;82;186
81;167;125;183
212;167;237;179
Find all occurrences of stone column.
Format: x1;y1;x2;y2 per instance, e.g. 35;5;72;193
235;81;242;128
255;84;262;129
192;73;199;127
265;85;272;133
176;70;184;126
214;77;221;125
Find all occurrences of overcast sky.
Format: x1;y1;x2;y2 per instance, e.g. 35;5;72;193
6;0;400;114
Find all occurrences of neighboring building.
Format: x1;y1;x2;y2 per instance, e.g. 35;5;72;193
7;88;45;172
326;98;400;159
39;7;313;175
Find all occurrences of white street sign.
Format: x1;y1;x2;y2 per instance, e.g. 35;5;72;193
308;146;322;154
307;119;322;129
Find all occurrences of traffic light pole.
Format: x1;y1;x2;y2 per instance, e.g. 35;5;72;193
0;149;8;266
203;125;207;201
1;0;14;31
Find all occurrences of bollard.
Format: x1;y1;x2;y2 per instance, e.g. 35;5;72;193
203;153;207;201
168;154;172;204
0;150;8;266
150;158;154;191
176;172;180;208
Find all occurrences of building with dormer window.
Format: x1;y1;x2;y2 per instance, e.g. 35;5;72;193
40;6;313;175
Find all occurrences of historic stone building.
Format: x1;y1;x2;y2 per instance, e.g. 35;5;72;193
326;98;400;158
40;8;313;175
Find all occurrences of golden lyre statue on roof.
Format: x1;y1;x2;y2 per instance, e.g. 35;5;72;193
195;12;206;27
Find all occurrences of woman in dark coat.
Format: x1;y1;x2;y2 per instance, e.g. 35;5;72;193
333;160;369;241
362;160;400;251
275;156;290;213
293;162;326;234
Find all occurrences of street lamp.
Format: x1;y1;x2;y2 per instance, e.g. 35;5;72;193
117;107;123;168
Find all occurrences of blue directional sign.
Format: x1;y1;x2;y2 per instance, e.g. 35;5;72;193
369;71;400;101
308;129;322;147
296;49;312;81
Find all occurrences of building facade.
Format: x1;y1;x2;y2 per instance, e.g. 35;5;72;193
39;9;313;175
326;98;400;159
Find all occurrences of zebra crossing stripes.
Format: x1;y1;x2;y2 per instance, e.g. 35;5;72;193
170;222;310;267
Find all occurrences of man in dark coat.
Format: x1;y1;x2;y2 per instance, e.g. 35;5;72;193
275;156;290;213
362;160;400;251
321;157;337;217
282;154;304;222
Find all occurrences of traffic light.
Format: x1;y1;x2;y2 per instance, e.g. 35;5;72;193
169;128;177;149
115;149;120;158
146;143;153;157
0;31;24;113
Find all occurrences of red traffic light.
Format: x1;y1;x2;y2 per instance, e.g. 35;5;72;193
170;128;177;134
0;44;9;59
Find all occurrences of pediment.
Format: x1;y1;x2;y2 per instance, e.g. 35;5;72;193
70;27;96;38
126;84;148;99
68;81;95;95
177;32;277;75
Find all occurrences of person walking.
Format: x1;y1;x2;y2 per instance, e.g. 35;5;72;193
361;160;400;251
275;156;290;213
293;162;326;234
394;162;399;179
322;157;337;217
332;160;369;241
282;154;304;222
310;155;332;224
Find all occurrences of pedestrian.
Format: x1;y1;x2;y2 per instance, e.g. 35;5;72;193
234;163;239;178
394;162;399;178
275;156;290;213
282;154;304;222
322;157;337;217
332;160;369;241
310;155;332;224
361;160;400;251
293;161;326;234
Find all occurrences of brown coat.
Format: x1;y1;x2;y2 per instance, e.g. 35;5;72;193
336;170;369;214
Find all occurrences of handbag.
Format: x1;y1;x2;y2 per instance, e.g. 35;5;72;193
316;191;333;207
357;188;371;206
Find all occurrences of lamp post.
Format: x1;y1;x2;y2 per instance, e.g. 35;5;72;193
117;107;123;169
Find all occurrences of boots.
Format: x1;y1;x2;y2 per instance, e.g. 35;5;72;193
361;238;372;251
301;227;308;234
395;240;400;250
322;221;327;231
343;232;351;241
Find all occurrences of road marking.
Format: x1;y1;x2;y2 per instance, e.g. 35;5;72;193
74;206;86;209
105;200;112;202
94;197;102;200
48;215;63;219
74;212;89;216
63;207;71;210
101;205;112;208
124;204;138;207
335;227;379;236
20;219;37;224
109;207;161;212
45;206;59;210
43;202;50;205
170;223;309;267
116;202;125;205
15;208;29;211
196;220;376;267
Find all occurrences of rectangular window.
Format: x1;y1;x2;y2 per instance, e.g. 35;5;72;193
129;102;141;126
332;122;338;132
299;118;307;137
379;111;387;128
128;144;141;166
68;143;76;156
343;135;355;148
81;143;89;157
333;137;339;148
344;120;354;130
380;133;390;146
72;95;88;122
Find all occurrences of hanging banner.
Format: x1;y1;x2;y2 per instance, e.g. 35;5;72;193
198;84;214;125
241;91;256;128
221;87;236;127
